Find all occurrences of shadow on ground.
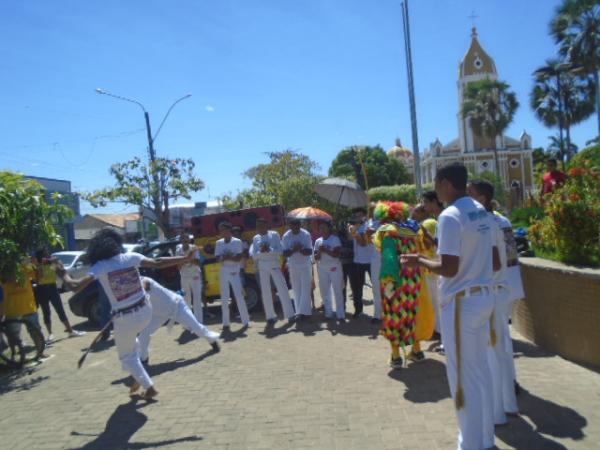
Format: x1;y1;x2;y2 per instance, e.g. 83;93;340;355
387;358;450;403
496;386;587;449
69;398;202;449
0;363;48;395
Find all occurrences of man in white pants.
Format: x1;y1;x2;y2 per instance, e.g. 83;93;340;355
314;221;345;320
282;219;313;319
249;218;295;323
176;233;204;323
139;277;220;364
469;180;518;426
215;223;250;328
403;163;497;450
367;215;382;323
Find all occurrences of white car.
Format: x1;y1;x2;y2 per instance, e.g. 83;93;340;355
52;251;90;291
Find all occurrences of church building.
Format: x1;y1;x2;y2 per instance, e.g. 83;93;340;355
419;28;534;208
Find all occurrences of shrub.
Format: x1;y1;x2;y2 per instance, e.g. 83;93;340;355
509;204;544;229
368;183;433;204
529;165;600;266
569;144;600;170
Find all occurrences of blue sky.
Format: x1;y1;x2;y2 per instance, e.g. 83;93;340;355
0;0;596;215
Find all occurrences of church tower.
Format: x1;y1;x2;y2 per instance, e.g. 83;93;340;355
458;27;498;153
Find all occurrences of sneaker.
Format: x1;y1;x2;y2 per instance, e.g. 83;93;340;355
46;334;55;343
141;358;149;366
408;351;425;362
389;356;403;369
68;330;86;338
266;318;277;325
210;341;221;353
371;317;381;324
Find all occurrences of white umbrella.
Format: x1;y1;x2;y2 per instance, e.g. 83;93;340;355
315;177;368;208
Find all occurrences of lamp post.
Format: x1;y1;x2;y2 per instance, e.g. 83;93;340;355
401;0;422;196
95;89;192;238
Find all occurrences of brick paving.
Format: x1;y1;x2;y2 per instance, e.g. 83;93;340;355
1;288;599;450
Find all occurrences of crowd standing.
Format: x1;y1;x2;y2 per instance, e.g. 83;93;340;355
0;161;525;450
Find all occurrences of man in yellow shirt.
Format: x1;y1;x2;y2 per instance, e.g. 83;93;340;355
2;263;39;323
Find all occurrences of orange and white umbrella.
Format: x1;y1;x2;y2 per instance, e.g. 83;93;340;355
287;207;332;221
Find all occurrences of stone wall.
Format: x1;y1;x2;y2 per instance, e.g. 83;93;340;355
513;257;600;367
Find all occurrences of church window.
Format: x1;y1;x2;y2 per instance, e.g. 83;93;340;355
510;159;520;168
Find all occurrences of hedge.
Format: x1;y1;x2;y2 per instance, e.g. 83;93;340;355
367;183;433;204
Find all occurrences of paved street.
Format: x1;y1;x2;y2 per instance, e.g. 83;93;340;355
1;288;599;450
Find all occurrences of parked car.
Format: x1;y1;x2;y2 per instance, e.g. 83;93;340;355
52;251;90;291
68;239;262;325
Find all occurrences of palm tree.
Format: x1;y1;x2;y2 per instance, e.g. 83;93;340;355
551;0;600;138
531;59;595;164
462;79;519;180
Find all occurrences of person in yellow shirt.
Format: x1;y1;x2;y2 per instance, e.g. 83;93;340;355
34;249;85;342
2;262;39;323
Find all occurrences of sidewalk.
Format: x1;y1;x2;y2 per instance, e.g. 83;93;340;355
1;291;598;450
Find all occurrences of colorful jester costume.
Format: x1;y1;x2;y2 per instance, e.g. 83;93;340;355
373;202;422;357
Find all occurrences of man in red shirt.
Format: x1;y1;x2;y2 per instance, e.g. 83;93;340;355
542;158;566;196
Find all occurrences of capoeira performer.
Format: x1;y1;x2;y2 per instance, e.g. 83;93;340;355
175;233;204;323
282;218;313;319
469;180;521;421
366;207;383;323
249;218;295;323
63;228;195;400
313;221;345;321
402;163;497;450
138;276;220;364
215;223;250;329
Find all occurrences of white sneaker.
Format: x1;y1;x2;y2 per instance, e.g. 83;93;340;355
46;334;55;343
68;330;86;338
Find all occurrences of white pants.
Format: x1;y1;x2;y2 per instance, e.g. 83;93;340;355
426;275;441;333
441;291;495;450
370;253;382;319
289;264;313;316
220;267;250;326
180;273;203;324
257;262;295;320
139;299;219;361
113;303;153;390
317;264;345;319
505;297;518;384
487;286;518;423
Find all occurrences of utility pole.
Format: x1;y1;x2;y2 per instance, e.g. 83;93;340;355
401;0;422;195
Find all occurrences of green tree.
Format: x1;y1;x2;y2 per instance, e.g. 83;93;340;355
531;59;595;163
0;172;73;282
462;79;520;180
551;0;600;138
84;157;204;237
231;150;324;212
328;145;410;190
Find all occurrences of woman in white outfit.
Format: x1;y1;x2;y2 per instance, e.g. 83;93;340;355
64;228;194;401
176;233;204;323
313;222;345;321
138;277;220;364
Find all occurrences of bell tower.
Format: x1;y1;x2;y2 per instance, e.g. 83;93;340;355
458;28;499;152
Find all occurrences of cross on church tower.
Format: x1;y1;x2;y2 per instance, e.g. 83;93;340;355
468;10;478;27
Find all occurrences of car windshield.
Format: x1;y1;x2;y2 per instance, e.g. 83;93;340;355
54;254;77;266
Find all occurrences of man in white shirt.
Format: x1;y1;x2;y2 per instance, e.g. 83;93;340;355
282;219;313;319
469;180;518;426
347;208;372;318
138;277;220;364
249;218;295;323
314;221;345;320
402;163;497;450
175;233;204;323
215;223;250;328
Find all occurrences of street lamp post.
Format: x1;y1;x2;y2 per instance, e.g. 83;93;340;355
95;89;191;238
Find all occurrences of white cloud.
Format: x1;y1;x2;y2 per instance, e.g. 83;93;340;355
205;105;215;112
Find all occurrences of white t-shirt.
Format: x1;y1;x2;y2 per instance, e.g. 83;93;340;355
437;196;494;302
250;230;283;265
490;213;508;286
175;244;202;279
215;237;243;269
314;235;342;268
141;276;180;319
88;252;149;310
353;221;373;264
495;212;525;301
282;228;312;267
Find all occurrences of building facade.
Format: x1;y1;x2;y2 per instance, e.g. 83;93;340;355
419;28;534;208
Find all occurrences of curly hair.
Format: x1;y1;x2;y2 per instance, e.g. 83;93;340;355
373;201;411;223
86;228;124;265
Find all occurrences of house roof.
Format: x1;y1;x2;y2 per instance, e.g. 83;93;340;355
87;213;140;229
